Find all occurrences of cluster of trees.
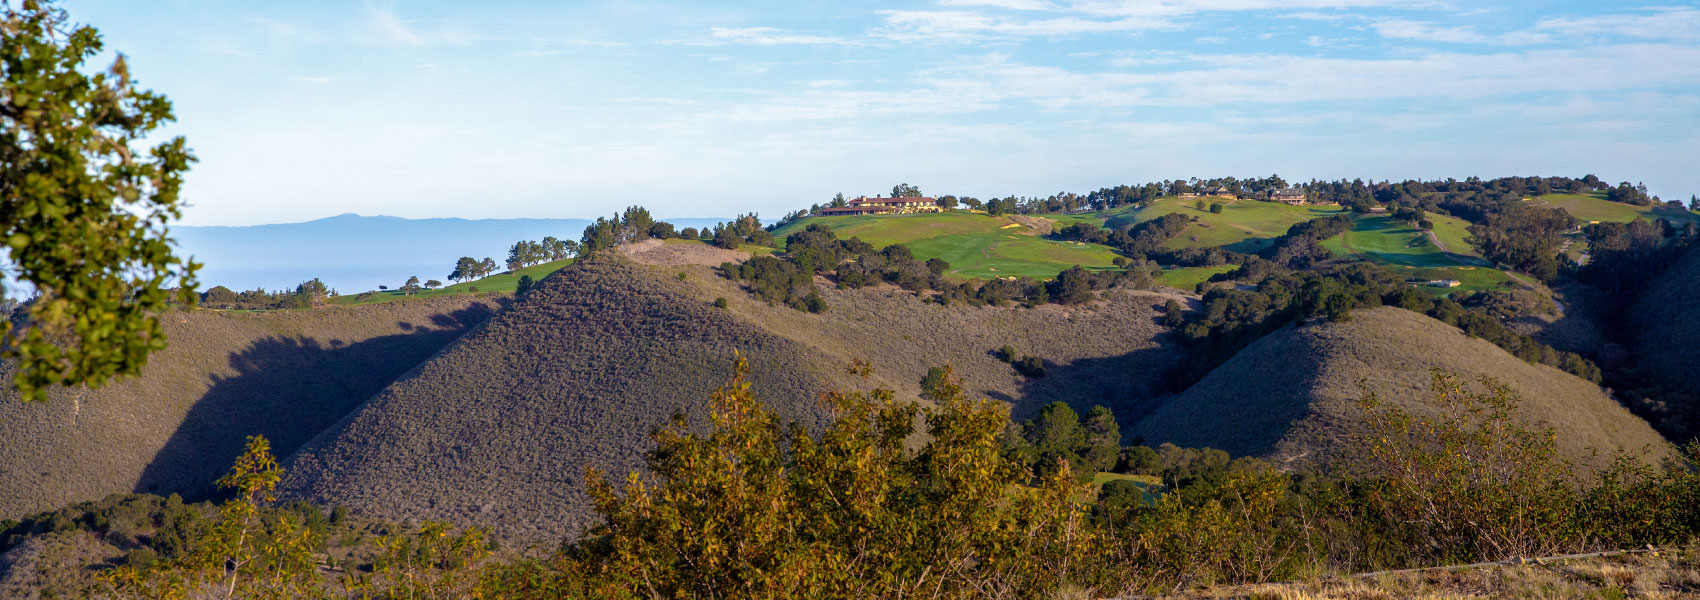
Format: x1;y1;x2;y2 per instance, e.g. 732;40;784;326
722;224;1153;312
993;345;1047;378
199;279;334;310
447;257;498;283
505;236;576;271
1262;214;1355;269
1468;205;1576;281
1004;402;1119;481
707;213;772;249
579;206;680;254
1165;260;1599;391
53;361;1700;598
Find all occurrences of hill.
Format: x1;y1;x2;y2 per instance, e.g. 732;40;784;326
174;213;727;293
1134;307;1669;473
280;253;1180;540
1631;246;1700;396
0;296;502;521
1525;192;1700;225
770;212;1122;279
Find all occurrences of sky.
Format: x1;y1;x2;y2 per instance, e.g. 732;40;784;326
57;0;1700;226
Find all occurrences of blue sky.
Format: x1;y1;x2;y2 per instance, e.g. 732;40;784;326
61;0;1700;225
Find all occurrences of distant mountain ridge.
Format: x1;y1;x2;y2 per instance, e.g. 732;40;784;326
171;213;729;294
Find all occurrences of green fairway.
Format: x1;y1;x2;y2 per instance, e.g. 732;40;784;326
1157;264;1236;289
773;212;1123;279
1321;215;1490;269
1104;198;1347;251
906;232;1122;279
771;212;1022;249
1386;265;1521;297
330;258;574;305
1526;192;1700;225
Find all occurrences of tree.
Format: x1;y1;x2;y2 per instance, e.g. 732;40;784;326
1047;265;1094;305
1;2;201;401
478;258;496;278
581;217;618;254
962;197;984;212
1691;195;1698;213
201;286;238;308
937;195;959;210
293;278;328;305
424;279;441;290
515;275;534;298
920;366;951;401
1209;203;1224;214
891;182;921;198
620;205;654;243
1082;406;1120;472
830;192;847;208
401;276;422;295
712;224;742;249
450;256;478;283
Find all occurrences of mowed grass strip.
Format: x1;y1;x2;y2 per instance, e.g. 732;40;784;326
772;212;1020;249
331;258;575;305
1104;198;1348;251
1157;264;1237;289
775;212;1123;280
1525;192;1700;224
906;232;1121;279
1321;215;1489;269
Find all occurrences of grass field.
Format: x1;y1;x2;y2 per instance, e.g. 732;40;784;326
1321;215;1491;269
330;258;574;305
1526;192;1700;224
772;212;1123;279
1103;198;1347;251
1157;264;1237;289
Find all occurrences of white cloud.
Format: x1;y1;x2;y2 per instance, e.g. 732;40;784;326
938;0;1061;10
1370;18;1551;45
685;27;866;46
878;10;1177;41
1534;8;1700;42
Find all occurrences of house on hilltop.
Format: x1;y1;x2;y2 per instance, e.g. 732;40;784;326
820;196;944;215
1209;186;1236;198
1269;189;1308;205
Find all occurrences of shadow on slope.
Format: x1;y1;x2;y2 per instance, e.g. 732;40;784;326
135;302;499;501
279;258;850;541
0;297;502;520
1134;307;1670;473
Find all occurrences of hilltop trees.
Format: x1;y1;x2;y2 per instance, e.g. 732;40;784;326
400;276;422;295
2;1;201;401
580;206;676;254
708;213;770;249
891;182;922;197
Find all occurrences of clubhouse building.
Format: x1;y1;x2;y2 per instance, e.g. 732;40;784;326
820;196;945;216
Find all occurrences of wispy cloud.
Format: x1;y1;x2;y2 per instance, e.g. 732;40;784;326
879;10;1177;42
938;0;1061;10
1369;18;1551;45
1534;7;1700;42
683;27;867;46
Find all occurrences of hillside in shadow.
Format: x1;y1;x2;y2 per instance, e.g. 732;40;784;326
0;296;502;519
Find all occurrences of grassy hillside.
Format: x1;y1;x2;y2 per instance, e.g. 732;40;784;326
329;258;574;305
280;255;1179;540
0;296;501;521
1527;192;1700;224
1104;198;1346;252
1134;307;1669;473
772;212;1122;279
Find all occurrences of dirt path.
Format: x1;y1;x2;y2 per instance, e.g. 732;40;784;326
1424;230;1449;253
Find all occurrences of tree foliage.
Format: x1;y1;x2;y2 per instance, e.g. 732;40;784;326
1;1;200;401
